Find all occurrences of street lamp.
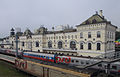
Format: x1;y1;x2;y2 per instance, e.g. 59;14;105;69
15;29;19;58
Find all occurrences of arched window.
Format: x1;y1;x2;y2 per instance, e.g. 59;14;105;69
97;43;101;50
58;41;62;49
97;31;101;38
80;43;84;49
36;42;39;47
70;41;76;50
88;43;92;50
48;41;52;48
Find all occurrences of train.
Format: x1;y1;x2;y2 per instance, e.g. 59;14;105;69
0;48;22;57
0;48;120;73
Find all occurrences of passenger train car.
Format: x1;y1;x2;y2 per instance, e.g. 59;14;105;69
0;48;22;57
23;52;120;73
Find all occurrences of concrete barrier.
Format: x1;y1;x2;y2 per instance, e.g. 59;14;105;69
15;59;90;77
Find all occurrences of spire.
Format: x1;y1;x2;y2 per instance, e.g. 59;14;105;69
11;28;14;31
10;28;15;36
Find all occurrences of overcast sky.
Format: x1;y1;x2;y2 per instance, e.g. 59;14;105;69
0;0;120;38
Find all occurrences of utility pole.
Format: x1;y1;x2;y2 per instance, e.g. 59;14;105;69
31;41;32;52
15;31;19;58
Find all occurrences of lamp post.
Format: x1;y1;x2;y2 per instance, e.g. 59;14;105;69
15;29;19;58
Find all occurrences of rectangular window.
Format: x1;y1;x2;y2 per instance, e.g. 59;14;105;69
112;66;117;70
62;36;64;39
80;43;84;49
97;31;101;38
71;35;73;39
88;43;92;50
75;35;77;39
80;32;83;38
112;33;113;39
88;32;91;38
97;43;101;50
65;36;67;39
107;32;109;38
22;42;24;46
68;35;70;39
36;42;39;47
56;36;58;39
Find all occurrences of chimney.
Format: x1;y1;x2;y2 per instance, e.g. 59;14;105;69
96;11;98;14
52;27;54;31
99;10;103;17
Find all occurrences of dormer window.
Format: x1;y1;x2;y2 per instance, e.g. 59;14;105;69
92;19;97;24
85;20;89;24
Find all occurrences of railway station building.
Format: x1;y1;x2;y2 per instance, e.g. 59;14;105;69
1;10;117;57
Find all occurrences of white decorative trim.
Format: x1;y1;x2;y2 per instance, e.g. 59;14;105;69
43;48;115;54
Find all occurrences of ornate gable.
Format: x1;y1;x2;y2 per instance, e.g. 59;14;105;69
81;14;107;25
76;11;109;27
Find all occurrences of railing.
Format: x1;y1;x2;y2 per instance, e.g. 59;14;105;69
43;48;78;52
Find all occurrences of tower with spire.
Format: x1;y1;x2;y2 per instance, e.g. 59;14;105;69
10;28;15;37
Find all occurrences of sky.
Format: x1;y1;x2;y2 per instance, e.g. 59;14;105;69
0;0;120;38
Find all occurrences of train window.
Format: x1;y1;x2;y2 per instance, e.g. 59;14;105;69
81;61;84;64
36;55;39;57
51;57;54;60
112;66;117;70
41;56;44;58
71;60;74;63
98;64;102;67
47;56;50;59
76;60;79;63
86;62;89;64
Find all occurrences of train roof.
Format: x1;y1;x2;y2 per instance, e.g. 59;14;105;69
24;52;54;56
